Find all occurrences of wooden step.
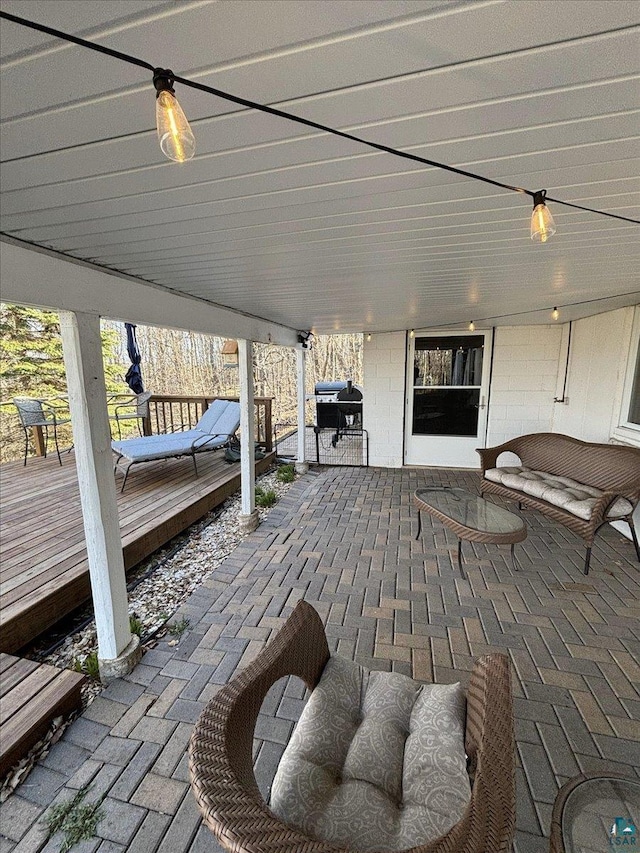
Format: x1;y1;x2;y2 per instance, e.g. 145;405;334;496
0;653;85;776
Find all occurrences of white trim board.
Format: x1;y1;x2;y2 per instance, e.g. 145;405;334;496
0;238;299;346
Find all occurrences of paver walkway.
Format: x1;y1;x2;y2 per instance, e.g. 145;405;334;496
1;467;638;853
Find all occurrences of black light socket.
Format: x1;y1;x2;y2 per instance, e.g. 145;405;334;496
153;68;175;98
532;189;547;208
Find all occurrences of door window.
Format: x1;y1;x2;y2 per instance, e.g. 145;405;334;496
412;335;484;436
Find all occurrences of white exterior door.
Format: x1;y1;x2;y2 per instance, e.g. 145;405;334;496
404;330;492;468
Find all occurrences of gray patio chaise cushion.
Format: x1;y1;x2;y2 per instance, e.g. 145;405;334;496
270;656;470;852
112;399;240;463
484;466;633;521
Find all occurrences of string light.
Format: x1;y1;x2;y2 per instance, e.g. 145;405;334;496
153;69;195;162
551;307;560;321
1;10;639;237
530;190;556;243
468;321;475;332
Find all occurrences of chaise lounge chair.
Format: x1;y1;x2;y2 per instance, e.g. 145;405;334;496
112;399;240;491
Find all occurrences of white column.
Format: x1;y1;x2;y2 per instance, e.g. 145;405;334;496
296;345;309;473
59;312;140;681
238;338;258;532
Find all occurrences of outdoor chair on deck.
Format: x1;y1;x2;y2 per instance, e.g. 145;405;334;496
108;391;152;439
112;398;240;491
189;601;516;853
13;397;71;466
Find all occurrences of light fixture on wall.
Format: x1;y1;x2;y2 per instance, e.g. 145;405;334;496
530;190;556;243
153;68;195;162
468;321;475;331
551;307;560;321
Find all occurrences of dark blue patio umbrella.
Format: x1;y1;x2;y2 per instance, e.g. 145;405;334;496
124;323;144;393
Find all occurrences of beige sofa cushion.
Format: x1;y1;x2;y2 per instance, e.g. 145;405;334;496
484;467;633;521
270;656;470;852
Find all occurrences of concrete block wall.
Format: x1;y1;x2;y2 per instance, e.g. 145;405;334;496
551;307;635;443
486;325;563;452
362;308;638;471
362;332;405;468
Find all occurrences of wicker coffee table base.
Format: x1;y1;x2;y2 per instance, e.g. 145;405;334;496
415;488;526;579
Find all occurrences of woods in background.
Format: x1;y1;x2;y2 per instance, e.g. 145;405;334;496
1;304;362;462
103;321;363;427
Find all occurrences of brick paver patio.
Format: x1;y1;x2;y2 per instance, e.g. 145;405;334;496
1;466;639;853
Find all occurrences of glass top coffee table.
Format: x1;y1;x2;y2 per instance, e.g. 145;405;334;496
549;773;640;852
414;487;526;578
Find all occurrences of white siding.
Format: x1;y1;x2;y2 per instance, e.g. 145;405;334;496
486;325;562;451
363;332;405;468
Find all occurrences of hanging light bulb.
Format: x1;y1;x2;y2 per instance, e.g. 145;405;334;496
468;321;475;332
551;307;559;321
530;190;556;243
409;329;415;338
366;333;372;342
153;68;195;162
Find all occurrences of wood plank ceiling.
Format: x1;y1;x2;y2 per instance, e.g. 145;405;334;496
1;0;638;334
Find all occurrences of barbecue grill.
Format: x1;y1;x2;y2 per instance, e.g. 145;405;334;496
314;380;363;443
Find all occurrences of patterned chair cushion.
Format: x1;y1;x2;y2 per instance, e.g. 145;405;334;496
270;656;471;852
484;467;633;521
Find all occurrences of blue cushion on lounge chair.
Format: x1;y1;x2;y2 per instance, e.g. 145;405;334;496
112;430;228;464
111;400;241;489
196;400;240;437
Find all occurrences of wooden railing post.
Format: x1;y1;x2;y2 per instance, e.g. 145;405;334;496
31;424;46;456
263;398;273;452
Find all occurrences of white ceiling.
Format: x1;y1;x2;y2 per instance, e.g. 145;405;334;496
1;0;639;334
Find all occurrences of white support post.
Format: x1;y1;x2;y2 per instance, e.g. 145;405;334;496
238;338;258;533
59;312;140;682
296;345;309;474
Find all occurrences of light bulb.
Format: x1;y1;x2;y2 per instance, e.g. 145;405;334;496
551;307;559;321
409;329;415;338
530;190;556;243
366;333;372;342
153;68;195;163
468;321;475;332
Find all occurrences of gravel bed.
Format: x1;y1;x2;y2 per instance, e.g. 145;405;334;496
0;465;296;800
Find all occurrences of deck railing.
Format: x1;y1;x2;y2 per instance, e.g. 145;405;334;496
6;394;273;460
146;395;273;451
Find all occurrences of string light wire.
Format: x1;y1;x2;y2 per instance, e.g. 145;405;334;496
1;10;639;228
401;290;640;335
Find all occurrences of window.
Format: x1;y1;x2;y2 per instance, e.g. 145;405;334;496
615;307;640;443
626;344;640;427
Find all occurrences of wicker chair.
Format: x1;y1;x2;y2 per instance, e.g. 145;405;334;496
189;601;516;853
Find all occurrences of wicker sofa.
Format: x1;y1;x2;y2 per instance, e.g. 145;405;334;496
477;433;640;575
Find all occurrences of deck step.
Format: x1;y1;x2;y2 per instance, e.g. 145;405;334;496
0;653;85;776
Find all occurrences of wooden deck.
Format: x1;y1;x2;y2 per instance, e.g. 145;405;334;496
0;653;85;775
0;450;275;653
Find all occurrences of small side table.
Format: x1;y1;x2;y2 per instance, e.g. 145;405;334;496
549;773;640;852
